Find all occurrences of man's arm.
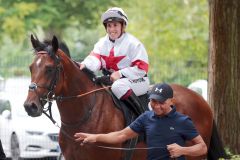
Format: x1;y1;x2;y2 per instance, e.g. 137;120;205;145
167;135;207;158
74;127;138;145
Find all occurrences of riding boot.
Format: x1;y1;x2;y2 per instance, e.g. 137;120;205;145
123;92;145;117
0;140;6;160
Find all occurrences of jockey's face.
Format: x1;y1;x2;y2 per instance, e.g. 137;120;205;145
106;21;124;40
150;99;172;116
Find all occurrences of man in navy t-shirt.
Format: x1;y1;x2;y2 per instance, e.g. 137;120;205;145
75;83;207;160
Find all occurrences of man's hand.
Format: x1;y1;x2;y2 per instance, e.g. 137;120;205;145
79;64;86;70
74;133;97;146
167;143;182;158
110;71;121;82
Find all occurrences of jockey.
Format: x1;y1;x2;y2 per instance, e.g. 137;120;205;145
79;7;150;117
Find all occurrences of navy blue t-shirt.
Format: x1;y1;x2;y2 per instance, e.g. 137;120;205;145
129;106;199;160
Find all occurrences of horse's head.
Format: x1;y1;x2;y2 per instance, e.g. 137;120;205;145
24;35;67;117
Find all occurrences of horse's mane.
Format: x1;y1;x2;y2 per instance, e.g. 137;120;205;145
81;67;112;85
59;42;71;58
81;67;96;81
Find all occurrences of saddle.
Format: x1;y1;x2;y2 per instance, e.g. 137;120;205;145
113;94;149;125
95;75;150;125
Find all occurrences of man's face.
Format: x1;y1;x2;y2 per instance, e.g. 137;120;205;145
106;21;124;40
150;99;172;116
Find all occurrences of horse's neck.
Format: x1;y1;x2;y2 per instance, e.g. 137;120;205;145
55;51;100;125
57;52;94;96
64;66;92;93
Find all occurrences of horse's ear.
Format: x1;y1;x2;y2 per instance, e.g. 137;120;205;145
52;35;59;53
31;34;40;50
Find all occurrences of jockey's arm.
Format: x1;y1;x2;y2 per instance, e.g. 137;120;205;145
74;127;138;144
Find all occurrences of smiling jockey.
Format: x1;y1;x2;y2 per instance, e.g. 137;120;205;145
79;7;150;117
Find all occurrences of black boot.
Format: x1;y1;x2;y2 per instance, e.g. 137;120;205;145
123;92;145;117
0;140;6;160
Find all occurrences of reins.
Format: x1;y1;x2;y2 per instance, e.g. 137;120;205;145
52;86;111;101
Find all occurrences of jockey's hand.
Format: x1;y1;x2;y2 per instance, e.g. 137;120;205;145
74;133;97;146
110;71;121;82
167;143;182;158
79;64;86;70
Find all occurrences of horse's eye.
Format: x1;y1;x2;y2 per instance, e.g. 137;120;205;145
46;67;54;74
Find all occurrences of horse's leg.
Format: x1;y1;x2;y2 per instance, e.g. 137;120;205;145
59;131;79;160
58;132;71;160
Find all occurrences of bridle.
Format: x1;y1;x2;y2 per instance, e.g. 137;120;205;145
28;50;63;126
29;51;62;104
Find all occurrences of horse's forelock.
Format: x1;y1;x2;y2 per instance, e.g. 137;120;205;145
33;42;46;53
42;39;70;58
42;40;54;56
33;37;71;65
32;43;54;60
33;39;55;58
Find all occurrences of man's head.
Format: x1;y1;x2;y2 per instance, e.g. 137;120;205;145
149;83;173;103
101;7;128;27
149;83;174;116
101;7;128;40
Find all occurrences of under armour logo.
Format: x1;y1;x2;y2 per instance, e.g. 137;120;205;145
170;127;174;130
155;87;163;93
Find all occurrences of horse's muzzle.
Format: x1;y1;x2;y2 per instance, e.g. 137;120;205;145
23;101;42;117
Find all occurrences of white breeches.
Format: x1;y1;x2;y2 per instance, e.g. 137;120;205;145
111;77;150;99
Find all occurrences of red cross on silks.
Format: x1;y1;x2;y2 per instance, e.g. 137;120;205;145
101;47;125;71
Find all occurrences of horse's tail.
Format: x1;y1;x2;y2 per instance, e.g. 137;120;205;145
207;120;228;160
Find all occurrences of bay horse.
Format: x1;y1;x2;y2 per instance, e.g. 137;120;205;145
24;35;225;160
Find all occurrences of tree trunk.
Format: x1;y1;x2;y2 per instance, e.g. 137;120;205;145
209;0;240;154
